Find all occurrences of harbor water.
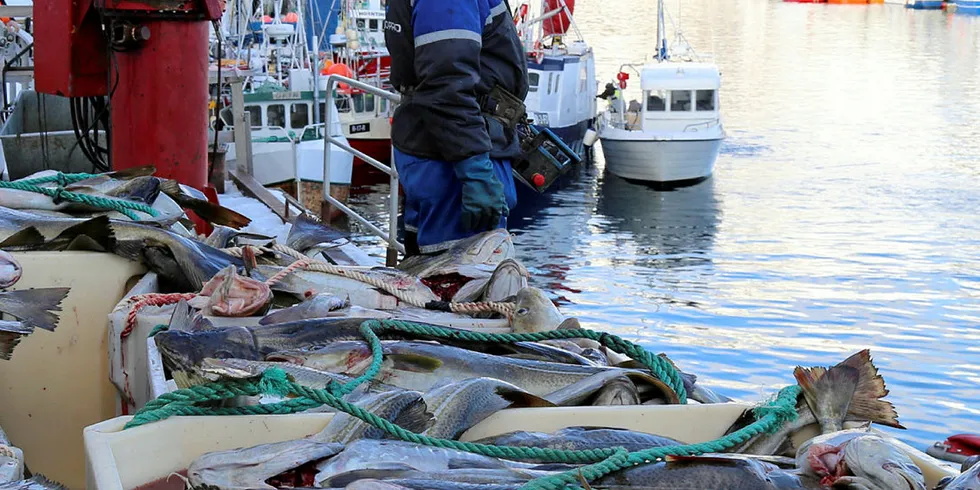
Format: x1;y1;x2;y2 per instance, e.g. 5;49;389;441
349;0;980;448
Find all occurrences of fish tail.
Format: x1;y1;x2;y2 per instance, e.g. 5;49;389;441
392;395;435;434
159;179;251;229
795;363;859;433
839;349;904;429
43;215;116;252
0;288;70;331
0;322;33;360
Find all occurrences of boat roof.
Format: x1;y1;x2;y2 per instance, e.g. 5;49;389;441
640;61;721;91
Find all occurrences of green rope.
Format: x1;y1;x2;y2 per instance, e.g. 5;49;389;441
126;319;803;489
0;173;159;221
147;324;169;338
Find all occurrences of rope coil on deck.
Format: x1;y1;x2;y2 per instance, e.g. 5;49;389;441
0;172;160;220
125;319;803;489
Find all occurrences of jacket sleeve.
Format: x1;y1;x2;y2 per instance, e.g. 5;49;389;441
411;0;491;163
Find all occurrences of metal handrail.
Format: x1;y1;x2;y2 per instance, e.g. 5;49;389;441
322;74;404;265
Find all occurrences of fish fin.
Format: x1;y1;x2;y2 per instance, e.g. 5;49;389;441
496;385;557;408
0;227;46;249
285;212;349;252
387;353;443;373
839;350;904;429
64;175;110;190
795;364;859;433
171;370;212;389
24;474;69;490
160;179;251;229
613;360;645;370
0;322;33;360
43;216;115;252
557;318;583;330
0;288;70;331
391;396;436;434
107;165;157;180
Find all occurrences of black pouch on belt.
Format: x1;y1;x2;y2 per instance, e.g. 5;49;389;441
480;85;528;129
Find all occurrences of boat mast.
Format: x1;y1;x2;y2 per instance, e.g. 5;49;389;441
655;0;668;61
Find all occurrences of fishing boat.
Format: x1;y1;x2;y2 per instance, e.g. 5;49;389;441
597;0;724;186
327;0;394;180
514;0;598;159
947;0;980;12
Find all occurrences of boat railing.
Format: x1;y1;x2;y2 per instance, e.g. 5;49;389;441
683;119;720;133
322;74;404;266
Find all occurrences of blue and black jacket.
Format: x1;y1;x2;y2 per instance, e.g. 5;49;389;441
384;0;528;163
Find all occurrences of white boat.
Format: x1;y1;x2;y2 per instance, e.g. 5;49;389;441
515;0;598;159
597;0;724;186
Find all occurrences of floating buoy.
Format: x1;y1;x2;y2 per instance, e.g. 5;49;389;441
583;128;598;147
262;15;273;23
320;59;335;75
283;12;299;23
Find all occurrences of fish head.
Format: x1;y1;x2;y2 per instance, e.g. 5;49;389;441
511;287;564;333
154;327;259;373
841;435;926;490
267;341;374;374
0;250;22;288
459;229;514;268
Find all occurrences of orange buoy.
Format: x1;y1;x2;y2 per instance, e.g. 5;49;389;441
326;63;354;90
262;15;273;23
284;12;299;23
320;59;335;75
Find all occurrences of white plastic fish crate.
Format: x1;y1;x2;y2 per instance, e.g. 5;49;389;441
83;404;958;490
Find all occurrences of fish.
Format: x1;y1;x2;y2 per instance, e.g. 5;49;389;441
451;258;529;303
543;371;641;406
187;265;272;317
0;167;156;214
313;439;540;488
0;207;242;290
938;458;980;489
494;341;599;366
0;251;22;288
187;439;344;490
343;480;413;490
589;455;808;489
286;212;349;254
474;426;684;459
396;229;514;278
273;340;680;403
0;288;70;332
510;287;564;333
727;350;902;457
421;378;554;440
259;293;351;325
590;376;641;405
195;358;353;389
795;430;926;490
0;321;34;360
0;475;68;490
323;468;558;488
153;318;376;374
203;225;274;249
256;265;439;309
355;479;521;490
156;179;251;229
312;389;434;444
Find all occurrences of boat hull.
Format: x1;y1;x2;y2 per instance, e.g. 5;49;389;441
600;137;721;185
349;137;393;185
906;0;943;8
950;0;980;12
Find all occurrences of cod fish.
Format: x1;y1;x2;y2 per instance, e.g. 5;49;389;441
255;265;439;309
312;389;434;444
187;265;272;317
203;225;273;249
194;357;353;389
728;350;902;457
0;321;35;360
451;258;529;303
475;426;684;459
796;430;926;490
269;339;680;403
313;439;543;488
510;287;564;333
421;378;554;440
0;475;67;490
285;213;350;256
0;288;70;332
0;251;21;288
542;371;641;406
187;439;343;490
396;229;514;278
259;293;351;325
938;458;980;490
590;455;810;489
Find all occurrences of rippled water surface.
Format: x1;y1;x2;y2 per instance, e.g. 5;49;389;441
350;0;980;448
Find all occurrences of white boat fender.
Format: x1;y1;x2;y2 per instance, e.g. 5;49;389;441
583;128;599;147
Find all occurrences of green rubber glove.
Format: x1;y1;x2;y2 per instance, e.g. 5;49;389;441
453;153;509;232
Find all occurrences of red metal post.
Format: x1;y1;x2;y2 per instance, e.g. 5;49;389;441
110;20;210;189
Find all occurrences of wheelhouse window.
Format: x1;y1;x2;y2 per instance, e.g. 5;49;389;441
369;19;379;31
319;102;328;121
528;73;540;93
245;105;262;127
646;90;667;111
290;103;309;129
267;104;285;128
670;90;692;112
364;93;375;113
696;90;716;111
353;93;364;113
546;73;553;95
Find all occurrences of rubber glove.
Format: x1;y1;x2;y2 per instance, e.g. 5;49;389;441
453;153;509;232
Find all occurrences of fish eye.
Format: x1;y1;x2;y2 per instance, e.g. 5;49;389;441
516;307;529;316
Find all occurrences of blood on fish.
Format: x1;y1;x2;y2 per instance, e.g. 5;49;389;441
265;460;320;488
420;273;470;301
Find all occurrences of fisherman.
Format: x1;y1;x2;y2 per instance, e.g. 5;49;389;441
384;0;528;256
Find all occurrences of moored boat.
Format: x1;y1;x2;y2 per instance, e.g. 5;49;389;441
597;0;724;187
